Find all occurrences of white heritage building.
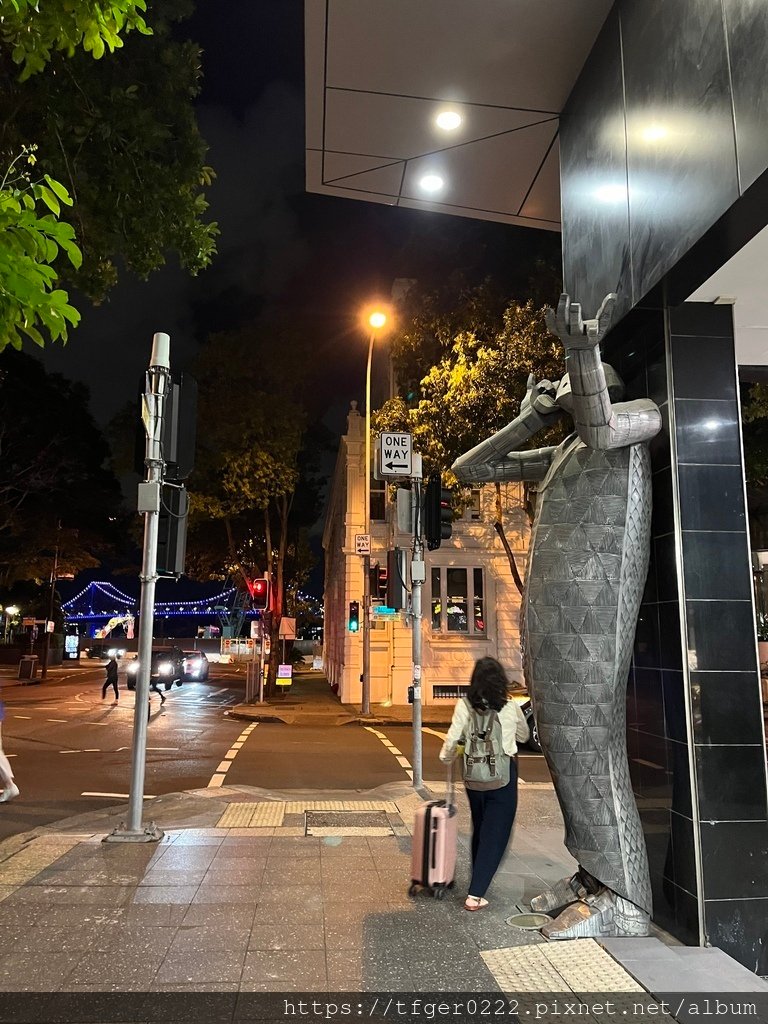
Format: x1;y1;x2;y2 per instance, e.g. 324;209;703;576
322;402;530;706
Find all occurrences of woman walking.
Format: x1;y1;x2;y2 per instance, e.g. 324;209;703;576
440;657;529;911
0;689;19;803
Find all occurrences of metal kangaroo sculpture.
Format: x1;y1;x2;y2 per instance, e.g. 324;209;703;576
452;293;662;938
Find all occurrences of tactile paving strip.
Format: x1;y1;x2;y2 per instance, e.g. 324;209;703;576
0;836;83;896
216;799;399;828
482;939;645;993
217;802;284;828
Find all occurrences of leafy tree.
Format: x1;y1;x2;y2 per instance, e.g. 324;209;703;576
0;0;151;79
738;383;768;548
0;349;123;587
0;147;82;351
188;327;322;695
0;0;217;337
374;283;565;592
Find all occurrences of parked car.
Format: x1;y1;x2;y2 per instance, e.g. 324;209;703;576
182;650;209;681
126;647;185;691
84;642;127;660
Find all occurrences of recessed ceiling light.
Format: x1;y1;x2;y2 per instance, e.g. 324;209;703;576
419;174;445;193
641;124;668;143
594;183;627;203
435;110;462;131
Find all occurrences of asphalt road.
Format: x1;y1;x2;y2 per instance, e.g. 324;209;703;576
0;664;550;841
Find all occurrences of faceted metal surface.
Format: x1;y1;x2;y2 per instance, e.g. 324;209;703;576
452;292;662;935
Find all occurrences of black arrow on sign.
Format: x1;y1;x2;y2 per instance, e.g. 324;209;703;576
385;460;408;471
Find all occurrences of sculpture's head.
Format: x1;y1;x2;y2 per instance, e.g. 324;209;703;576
553;363;625;413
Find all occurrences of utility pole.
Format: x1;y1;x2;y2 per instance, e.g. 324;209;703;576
40;520;61;680
410;453;424;790
105;332;170;844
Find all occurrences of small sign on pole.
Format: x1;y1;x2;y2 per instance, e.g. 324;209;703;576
377;432;412;478
276;663;293;687
278;617;296;640
355;534;371;555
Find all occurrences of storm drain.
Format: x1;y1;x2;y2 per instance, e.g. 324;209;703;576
304;810;394;837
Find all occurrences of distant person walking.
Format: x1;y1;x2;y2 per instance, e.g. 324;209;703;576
440;657;529;911
0;690;19;803
102;654;119;702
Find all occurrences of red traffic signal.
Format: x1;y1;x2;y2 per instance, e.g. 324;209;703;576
251;578;271;610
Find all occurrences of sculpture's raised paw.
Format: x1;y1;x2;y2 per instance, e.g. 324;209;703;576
541;891;650;940
530;873;584;913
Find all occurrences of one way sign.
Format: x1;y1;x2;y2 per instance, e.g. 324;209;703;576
378;432;412;478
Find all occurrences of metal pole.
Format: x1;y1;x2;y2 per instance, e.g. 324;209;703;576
40;523;60;680
362;332;374;715
411;464;424;791
105;332;170;844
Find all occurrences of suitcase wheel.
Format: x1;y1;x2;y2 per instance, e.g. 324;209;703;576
434;887;446;900
408;883;418;898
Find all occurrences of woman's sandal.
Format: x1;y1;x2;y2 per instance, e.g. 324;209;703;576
464;896;489;911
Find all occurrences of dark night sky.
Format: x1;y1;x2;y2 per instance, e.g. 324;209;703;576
38;1;560;435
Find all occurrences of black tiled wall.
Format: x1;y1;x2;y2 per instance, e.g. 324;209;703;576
607;302;768;970
668;303;768;971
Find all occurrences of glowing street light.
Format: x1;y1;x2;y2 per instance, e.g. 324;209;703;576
360;305;391;715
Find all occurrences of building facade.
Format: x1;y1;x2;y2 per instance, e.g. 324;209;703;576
323;402;529;705
306;0;768;971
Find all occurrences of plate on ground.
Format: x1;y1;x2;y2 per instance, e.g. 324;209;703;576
305;810;394;837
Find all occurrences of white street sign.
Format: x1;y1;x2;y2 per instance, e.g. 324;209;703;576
378;432;412;477
355;533;371;555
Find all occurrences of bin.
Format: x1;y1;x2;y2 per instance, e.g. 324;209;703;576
18;655;38;681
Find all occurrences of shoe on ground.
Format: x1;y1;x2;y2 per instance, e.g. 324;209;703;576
0;783;20;803
464;895;489;911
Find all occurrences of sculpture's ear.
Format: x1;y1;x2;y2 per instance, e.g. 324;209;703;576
546;293;571;340
595;293;617;341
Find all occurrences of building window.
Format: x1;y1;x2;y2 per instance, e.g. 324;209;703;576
431;566;486;635
470;489;482;520
370;477;386;521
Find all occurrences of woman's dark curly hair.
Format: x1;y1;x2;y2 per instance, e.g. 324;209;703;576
466;657;510;712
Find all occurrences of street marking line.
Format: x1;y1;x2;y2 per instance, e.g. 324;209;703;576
81;792;156;799
146;747;178;751
47;719;67;723
83;748;101;752
12;716;31;720
59;750;81;754
364;726;412;780
422;727;447;741
206;723;257;788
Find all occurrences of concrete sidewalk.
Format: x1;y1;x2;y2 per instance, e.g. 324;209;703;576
0;777;764;1013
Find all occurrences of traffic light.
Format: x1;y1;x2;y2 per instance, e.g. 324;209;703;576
348;600;360;632
251;578;270;610
424;476;453;550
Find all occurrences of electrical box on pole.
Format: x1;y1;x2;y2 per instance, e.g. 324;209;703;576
387;548;407;610
156;484;188;578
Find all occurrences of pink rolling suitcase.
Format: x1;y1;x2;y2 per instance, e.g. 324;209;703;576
408;765;458;899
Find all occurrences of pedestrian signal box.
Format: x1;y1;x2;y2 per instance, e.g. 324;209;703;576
348;600;360;632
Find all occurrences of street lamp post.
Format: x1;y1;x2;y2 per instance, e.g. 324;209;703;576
362;308;388;716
